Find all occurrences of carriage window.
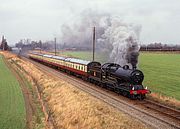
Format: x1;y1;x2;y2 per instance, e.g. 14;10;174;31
85;66;87;72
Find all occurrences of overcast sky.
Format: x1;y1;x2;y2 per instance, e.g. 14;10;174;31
0;0;180;45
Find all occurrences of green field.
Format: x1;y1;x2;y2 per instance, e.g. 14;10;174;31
61;51;108;63
0;55;26;129
61;51;180;100
139;52;180;100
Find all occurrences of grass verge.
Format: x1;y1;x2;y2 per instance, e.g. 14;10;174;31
12;61;45;129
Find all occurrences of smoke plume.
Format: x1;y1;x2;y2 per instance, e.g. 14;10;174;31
61;10;141;68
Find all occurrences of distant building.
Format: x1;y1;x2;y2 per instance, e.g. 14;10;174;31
0;36;10;50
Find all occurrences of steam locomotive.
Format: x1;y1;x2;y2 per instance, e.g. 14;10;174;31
28;52;150;100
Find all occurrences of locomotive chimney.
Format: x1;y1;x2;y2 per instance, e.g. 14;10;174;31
133;65;137;70
129;51;139;70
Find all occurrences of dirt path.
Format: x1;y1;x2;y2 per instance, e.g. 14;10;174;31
3;57;35;129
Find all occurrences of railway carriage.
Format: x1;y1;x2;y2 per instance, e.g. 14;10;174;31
29;53;43;61
29;52;91;77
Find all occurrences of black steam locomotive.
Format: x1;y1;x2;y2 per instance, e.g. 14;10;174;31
29;52;150;100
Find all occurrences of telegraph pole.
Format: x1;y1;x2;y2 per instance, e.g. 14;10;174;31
54;37;57;55
2;36;4;51
92;27;96;61
39;40;42;53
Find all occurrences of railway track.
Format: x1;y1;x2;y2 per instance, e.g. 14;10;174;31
21;56;180;129
143;99;180;120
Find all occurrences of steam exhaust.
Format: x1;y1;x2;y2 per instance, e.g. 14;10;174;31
60;9;141;69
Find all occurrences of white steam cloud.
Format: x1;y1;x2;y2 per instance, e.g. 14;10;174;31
61;10;141;69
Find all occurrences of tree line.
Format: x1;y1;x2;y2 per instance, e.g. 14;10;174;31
140;43;180;51
15;39;180;52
